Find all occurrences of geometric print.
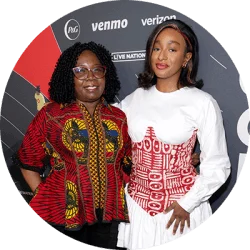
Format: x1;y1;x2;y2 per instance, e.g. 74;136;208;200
79;103;106;209
128;126;197;216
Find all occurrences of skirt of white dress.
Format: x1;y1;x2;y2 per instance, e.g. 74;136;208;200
117;186;212;250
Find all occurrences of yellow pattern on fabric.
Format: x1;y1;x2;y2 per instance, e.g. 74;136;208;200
120;186;125;209
65;180;79;219
79;103;106;209
65;223;79;230
62;118;87;152
102;119;122;152
94;109;106;209
42;142;65;171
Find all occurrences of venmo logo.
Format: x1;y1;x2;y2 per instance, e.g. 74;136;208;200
92;19;128;31
141;14;176;26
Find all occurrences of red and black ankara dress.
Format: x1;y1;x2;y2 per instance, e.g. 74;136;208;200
16;100;131;230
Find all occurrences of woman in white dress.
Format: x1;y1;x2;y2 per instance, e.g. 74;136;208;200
116;19;231;249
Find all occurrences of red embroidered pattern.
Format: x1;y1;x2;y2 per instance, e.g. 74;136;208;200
128;127;197;216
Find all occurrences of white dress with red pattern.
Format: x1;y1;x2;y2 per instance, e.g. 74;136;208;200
115;86;231;249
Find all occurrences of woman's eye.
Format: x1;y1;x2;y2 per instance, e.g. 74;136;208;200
93;67;102;73
153;48;160;51
169;49;176;52
81;68;88;72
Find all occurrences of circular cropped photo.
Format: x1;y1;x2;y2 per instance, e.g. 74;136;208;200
0;1;249;249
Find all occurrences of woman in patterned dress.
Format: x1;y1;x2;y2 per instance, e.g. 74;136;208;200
14;41;131;249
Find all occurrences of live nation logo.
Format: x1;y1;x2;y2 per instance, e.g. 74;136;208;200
64;19;80;40
112;50;146;62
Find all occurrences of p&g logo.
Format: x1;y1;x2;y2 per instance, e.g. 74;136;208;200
64;19;80;40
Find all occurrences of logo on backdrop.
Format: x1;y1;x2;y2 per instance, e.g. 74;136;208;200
64;19;80;40
92;19;128;31
112;50;146;62
141;14;176;26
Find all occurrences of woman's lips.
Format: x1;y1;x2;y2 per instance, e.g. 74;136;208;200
85;86;97;90
156;63;169;69
84;85;98;92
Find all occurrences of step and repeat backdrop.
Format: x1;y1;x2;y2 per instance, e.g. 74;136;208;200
0;0;248;213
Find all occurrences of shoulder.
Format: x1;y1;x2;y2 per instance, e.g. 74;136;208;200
186;87;222;117
108;105;126;117
118;87;148;111
28;102;56;126
41;101;61;109
40;102;81;118
185;87;215;104
125;87;148;100
42;101;63;113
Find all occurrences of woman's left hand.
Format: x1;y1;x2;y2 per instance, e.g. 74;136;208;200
163;201;190;235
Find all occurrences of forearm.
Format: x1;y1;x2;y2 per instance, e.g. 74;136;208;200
20;168;42;193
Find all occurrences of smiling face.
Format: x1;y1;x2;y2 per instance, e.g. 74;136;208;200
74;50;105;107
151;28;192;86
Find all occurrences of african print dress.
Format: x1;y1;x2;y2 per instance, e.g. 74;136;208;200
15;100;131;230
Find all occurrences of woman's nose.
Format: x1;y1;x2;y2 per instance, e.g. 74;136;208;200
85;69;95;80
158;50;168;61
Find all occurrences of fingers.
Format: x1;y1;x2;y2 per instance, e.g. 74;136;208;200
166;214;175;229
187;217;190;228
179;219;185;234
168;218;188;235
166;213;190;235
172;218;181;235
192;160;197;165
165;202;190;235
192;153;199;158
192;153;200;163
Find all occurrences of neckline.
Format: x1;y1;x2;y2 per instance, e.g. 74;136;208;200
152;85;188;95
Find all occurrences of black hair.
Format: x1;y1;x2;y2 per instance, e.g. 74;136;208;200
48;41;120;104
138;19;203;89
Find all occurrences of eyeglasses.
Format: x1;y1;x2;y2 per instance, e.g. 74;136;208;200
72;65;106;80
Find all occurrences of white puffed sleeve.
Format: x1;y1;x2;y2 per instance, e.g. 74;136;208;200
178;96;231;213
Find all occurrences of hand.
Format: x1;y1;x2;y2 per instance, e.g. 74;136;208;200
191;152;200;166
164;201;190;235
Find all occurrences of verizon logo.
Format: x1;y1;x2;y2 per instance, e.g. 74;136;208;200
92;19;128;31
141;14;176;26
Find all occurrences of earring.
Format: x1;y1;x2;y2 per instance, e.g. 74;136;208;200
182;61;188;68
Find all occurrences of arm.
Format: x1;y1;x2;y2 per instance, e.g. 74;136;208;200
177;97;231;212
16;107;48;193
20;169;42;193
165;96;231;234
121;118;132;183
